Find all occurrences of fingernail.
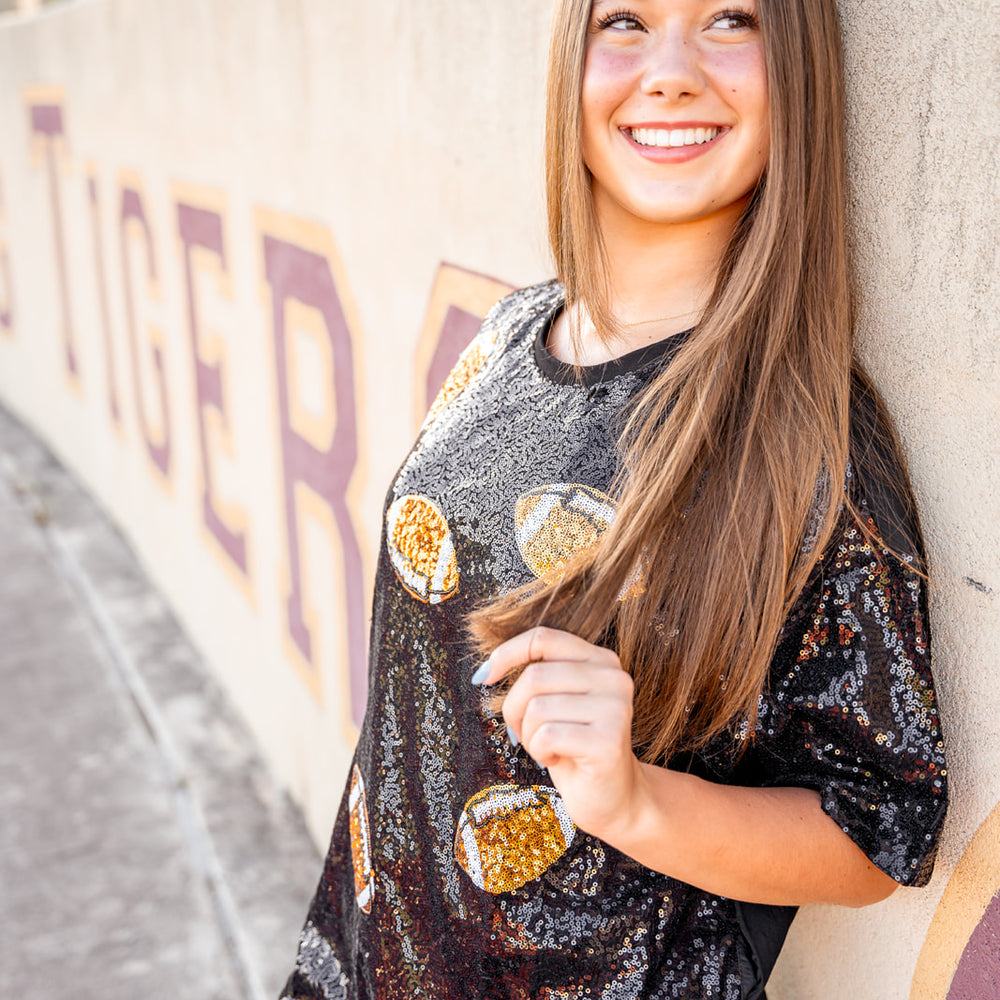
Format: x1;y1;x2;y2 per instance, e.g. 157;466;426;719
470;660;491;686
506;724;519;748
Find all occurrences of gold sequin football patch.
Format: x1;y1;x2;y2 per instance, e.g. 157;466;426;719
515;483;616;581
454;783;576;893
349;764;375;913
386;493;459;603
426;328;498;422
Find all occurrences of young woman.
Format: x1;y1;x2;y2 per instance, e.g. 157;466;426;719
281;1;947;998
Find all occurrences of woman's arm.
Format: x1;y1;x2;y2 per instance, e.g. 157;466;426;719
619;761;898;906
482;626;899;908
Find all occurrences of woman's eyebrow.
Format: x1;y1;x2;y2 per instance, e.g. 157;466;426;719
591;0;642;11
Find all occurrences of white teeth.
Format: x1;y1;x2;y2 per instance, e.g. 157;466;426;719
629;126;720;148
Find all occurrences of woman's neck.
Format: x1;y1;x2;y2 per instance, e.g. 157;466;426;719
547;199;745;367
598;198;745;336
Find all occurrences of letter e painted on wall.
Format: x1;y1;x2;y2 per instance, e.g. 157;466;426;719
175;185;249;581
26;89;76;377
256;208;367;726
120;175;171;480
412;262;513;429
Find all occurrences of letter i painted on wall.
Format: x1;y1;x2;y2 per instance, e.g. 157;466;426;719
175;184;250;582
255;208;368;726
120;174;171;479
87;168;121;426
0;169;13;336
25;89;76;377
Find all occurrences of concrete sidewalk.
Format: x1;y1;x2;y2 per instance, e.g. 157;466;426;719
0;405;321;1000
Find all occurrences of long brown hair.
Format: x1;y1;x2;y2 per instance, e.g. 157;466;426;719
469;0;856;763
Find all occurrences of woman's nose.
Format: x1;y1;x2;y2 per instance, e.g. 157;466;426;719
641;28;705;100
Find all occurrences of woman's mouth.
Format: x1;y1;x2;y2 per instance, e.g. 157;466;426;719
625;126;722;148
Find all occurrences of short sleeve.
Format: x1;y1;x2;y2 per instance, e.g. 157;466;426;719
746;504;947;887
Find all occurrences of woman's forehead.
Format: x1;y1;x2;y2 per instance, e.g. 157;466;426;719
589;0;759;12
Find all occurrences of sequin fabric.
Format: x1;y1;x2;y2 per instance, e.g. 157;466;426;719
280;281;947;1000
455;783;577;893
514;484;617;581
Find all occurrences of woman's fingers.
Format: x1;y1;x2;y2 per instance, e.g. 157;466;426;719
472;627;632;775
515;691;632;762
515;691;611;743
477;625;619;686
472;628;639;837
503;669;633;772
501;658;629;728
519;720;594;769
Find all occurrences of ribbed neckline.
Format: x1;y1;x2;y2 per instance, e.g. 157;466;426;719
532;299;692;387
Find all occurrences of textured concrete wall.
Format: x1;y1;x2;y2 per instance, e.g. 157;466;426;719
768;3;1000;996
0;1;996;997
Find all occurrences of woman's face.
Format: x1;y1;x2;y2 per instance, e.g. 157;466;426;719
581;0;770;232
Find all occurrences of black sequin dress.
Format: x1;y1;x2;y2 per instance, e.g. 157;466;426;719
280;282;947;1000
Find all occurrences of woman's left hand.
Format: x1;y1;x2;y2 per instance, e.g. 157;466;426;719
478;626;642;841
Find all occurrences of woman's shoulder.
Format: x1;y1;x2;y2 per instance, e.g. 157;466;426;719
480;279;563;337
847;366;925;567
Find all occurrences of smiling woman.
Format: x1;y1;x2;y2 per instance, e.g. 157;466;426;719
582;0;769;232
280;2;947;999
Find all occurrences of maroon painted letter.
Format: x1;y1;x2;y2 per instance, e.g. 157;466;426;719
120;185;171;477
263;234;366;723
176;201;248;575
89;175;120;423
28;103;76;374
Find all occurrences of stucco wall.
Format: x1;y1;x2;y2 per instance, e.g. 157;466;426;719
0;1;996;997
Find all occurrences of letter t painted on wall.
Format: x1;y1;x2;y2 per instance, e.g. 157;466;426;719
27;97;76;377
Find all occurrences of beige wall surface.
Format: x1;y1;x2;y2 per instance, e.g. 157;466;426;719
0;1;996;998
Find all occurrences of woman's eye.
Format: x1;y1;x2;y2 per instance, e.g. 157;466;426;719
712;9;759;30
595;9;644;32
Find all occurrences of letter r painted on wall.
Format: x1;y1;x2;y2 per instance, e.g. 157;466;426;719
256;209;367;726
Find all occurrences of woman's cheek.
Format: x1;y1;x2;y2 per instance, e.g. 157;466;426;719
702;45;768;106
582;44;643;112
